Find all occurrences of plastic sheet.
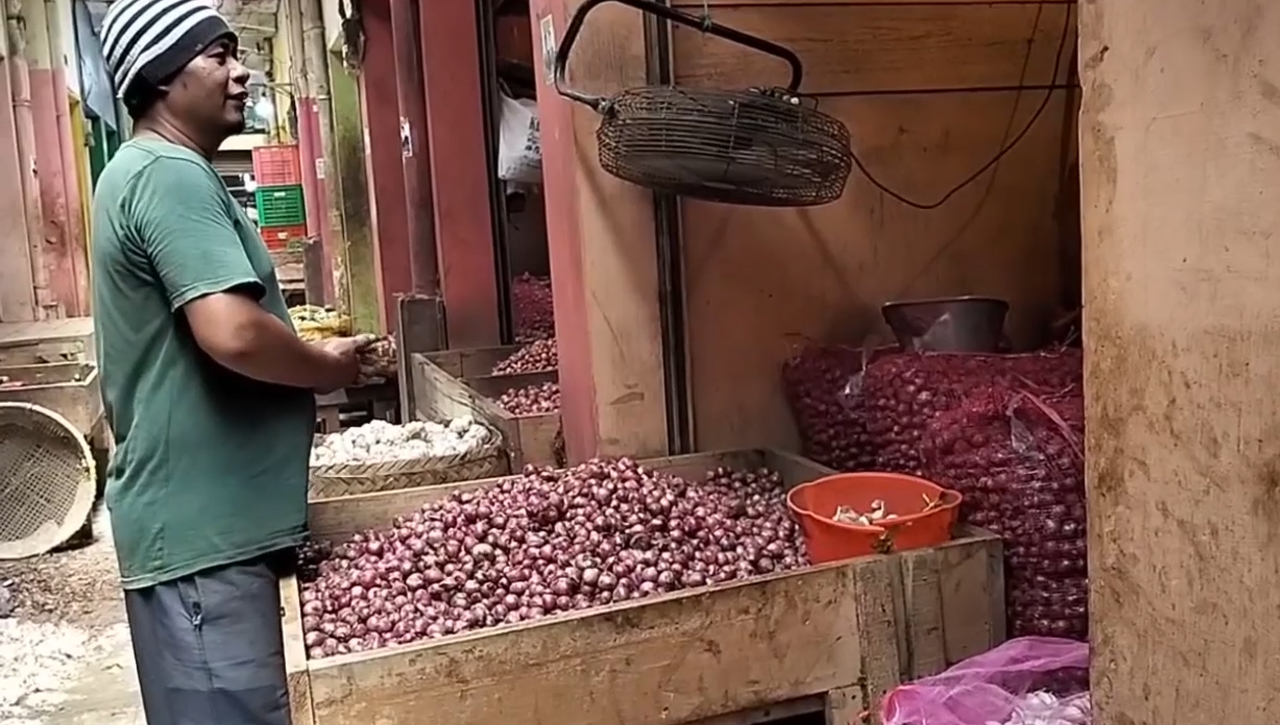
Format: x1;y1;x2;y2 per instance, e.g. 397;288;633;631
882;637;1090;725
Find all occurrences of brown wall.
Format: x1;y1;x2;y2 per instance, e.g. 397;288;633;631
676;0;1079;450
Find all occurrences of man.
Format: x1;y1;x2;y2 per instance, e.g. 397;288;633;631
93;2;366;723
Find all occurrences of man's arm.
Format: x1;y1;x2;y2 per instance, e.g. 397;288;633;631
128;156;350;390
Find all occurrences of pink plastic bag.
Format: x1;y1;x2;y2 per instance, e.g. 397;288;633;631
881;637;1089;725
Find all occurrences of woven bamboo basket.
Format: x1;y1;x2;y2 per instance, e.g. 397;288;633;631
308;427;509;499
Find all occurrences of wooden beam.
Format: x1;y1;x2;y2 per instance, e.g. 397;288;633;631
526;0;669;461
358;0;413;332
1082;0;1280;723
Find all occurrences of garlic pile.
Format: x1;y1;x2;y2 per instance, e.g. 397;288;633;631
991;691;1091;725
310;418;489;466
833;499;899;526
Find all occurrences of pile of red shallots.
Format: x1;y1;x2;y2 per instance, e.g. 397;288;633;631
497;381;560;416
783;343;1087;641
512;274;554;342
491;338;558;376
297;458;807;658
920;388;1086;640
861;350;1082;475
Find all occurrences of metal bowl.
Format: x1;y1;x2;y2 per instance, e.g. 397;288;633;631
881;296;1010;353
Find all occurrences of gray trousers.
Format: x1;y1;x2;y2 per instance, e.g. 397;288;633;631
123;551;294;725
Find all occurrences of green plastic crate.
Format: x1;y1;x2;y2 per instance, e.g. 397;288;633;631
254;184;306;227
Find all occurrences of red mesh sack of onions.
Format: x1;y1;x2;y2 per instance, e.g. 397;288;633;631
781;344;896;472
512;274;555;342
919;386;1087;641
862;349;1082;475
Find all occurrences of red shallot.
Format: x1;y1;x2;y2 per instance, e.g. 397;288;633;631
296;459;808;658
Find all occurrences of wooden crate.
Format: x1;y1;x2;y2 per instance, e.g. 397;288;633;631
280;449;1005;725
0;318;95;366
0;362;102;435
411;354;560;468
464;370;560;467
423;345;523;378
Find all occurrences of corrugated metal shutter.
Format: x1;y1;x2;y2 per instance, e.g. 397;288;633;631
213;151;255;176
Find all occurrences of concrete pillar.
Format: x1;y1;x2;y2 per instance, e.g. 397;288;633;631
1081;0;1280;723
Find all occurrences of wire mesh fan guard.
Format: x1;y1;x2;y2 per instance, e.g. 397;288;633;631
0;403;96;560
552;0;854;207
597;87;854;206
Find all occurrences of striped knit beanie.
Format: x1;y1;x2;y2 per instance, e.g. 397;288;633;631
101;0;236;100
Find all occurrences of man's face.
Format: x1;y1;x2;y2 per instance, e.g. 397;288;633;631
164;36;251;138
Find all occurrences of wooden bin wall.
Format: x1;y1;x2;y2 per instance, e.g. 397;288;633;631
411;353;561;467
0;362;102;435
280;449;1005;725
673;0;1079;450
423;345;523;378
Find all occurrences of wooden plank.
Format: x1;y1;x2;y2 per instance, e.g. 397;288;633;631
936;524;1007;662
0;318;95;365
852;557;903;725
396;295;446;419
409;352;524;470
671;3;1075;95
409;353;507;427
681;89;1074;450
305;557;870;725
463;371;561;468
894;551;947;680
0;362;102;435
279;577;317;725
463;370;558;399
423;344;522;378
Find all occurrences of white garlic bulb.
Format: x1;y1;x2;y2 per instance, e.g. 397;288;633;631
310;417;489;466
988;691;1091;725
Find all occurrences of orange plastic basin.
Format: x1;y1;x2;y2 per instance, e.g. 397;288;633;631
787;472;962;563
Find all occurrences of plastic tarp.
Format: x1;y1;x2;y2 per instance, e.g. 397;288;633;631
75;0;119;131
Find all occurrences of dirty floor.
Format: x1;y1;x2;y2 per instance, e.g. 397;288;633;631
0;508;144;725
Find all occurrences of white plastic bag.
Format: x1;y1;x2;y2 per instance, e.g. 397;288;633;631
497;90;542;184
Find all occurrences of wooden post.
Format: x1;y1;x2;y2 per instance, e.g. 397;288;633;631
355;0;412;332
299;0;346;313
390;0;438;297
417;0;500;349
1081;1;1280;723
525;0;669;461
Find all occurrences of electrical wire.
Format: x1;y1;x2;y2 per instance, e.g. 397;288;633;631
850;4;1076;210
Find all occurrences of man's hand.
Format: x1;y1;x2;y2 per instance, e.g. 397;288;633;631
314;335;378;394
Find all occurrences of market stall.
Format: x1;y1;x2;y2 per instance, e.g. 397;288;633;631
485;0;1090;720
280;450;1005;725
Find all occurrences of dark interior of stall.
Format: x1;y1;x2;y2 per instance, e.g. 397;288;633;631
481;0;556;346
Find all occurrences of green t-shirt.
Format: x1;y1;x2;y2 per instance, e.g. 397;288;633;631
91;138;315;589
